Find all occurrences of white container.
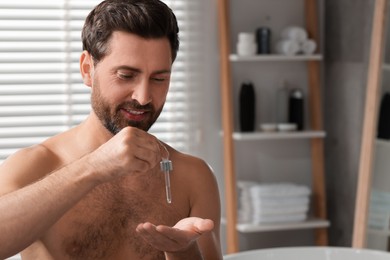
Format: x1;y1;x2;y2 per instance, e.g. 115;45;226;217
238;32;255;43
277;123;297;132
224;247;390;260
259;123;277;132
237;32;257;56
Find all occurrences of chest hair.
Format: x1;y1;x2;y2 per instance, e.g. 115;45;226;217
59;175;184;259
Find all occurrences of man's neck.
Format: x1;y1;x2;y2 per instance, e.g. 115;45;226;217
78;112;114;148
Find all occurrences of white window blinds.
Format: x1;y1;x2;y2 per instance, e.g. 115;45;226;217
0;0;203;162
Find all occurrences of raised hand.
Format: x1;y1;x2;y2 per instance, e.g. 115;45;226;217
87;126;161;183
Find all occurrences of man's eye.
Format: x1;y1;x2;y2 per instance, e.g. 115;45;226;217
117;73;134;80
152;77;166;82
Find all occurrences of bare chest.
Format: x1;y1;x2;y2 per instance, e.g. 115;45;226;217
43;176;189;260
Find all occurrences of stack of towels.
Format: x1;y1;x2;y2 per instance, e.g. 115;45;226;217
275;26;317;56
368;189;390;230
238;181;311;224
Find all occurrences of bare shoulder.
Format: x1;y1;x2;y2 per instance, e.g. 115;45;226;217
169;147;220;209
171;148;216;184
0;143;61;195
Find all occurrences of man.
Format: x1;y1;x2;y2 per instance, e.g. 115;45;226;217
0;0;222;259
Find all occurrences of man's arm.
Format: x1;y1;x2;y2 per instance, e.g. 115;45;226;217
0;146;99;259
186;160;222;259
0;127;160;259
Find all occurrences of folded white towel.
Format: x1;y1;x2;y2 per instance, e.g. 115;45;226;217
275;40;300;56
252;213;307;224
280;26;308;42
370;190;390;206
238;187;254;223
369;202;390;213
238;211;253;223
300;39;317;54
251;197;310;208
237;180;258;189
252;204;309;216
249;183;311;198
237;181;311;224
368;210;390;229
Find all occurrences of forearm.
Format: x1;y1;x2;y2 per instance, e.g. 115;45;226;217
0;157;98;259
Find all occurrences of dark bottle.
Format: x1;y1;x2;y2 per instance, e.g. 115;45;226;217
256;27;271;54
288;88;304;130
239;81;256;132
378;92;390;139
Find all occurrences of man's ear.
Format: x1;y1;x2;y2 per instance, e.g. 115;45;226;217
80;51;94;87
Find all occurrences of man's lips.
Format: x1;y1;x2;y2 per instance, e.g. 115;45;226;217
121;108;149;121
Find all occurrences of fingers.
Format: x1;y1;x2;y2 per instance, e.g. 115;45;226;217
91;126;165;181
193;218;214;234
157;221;206;238
173;217;214;234
122;127;159;155
135;218;215;253
136;222;181;251
119;127;162;172
155;225;188;240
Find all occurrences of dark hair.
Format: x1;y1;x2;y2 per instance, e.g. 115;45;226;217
82;0;179;64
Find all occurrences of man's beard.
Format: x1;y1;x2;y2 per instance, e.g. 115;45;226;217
91;81;163;134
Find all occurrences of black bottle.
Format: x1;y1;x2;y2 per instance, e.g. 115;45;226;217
288;88;304;130
378;92;390;139
239;81;256;132
256;27;271;54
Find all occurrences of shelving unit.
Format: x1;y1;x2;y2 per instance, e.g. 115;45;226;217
237;218;330;233
221;217;330;232
230;54;323;62
217;0;328;253
232;130;326;141
368;228;390;237
376;138;390;147
382;63;390;71
364;139;390;250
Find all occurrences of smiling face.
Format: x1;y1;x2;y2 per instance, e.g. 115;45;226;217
82;31;172;133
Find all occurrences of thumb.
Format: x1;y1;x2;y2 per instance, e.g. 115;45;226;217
194;218;214;234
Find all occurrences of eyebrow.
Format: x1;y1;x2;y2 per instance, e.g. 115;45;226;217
114;65;171;75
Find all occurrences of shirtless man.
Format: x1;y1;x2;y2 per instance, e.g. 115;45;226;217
0;0;222;259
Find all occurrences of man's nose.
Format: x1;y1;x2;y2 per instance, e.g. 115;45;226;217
132;79;152;105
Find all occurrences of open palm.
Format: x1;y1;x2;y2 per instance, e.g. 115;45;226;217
136;217;214;252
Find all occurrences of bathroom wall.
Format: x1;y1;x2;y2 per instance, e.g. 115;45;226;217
323;0;374;246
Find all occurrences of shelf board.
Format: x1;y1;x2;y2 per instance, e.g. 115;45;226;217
236;218;330;233
229;54;323;62
376;138;390;146
367;228;390;237
232;130;326;140
382;63;390;71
